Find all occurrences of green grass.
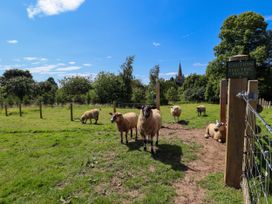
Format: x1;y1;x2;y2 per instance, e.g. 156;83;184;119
199;173;243;204
0;104;203;204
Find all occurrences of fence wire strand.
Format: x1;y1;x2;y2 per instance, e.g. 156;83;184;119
238;92;272;204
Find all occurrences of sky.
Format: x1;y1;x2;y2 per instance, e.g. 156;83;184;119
0;0;272;84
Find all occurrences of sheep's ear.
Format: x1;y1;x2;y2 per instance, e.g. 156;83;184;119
109;112;113;115
216;120;219;124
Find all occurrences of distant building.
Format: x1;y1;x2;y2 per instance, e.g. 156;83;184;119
176;62;184;86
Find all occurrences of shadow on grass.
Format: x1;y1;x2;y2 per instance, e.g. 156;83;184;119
152;144;189;172
177;120;189;125
126;140;189;172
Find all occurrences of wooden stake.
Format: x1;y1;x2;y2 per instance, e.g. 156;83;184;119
70;103;73;121
113;101;116;113
224;78;247;189
39;102;43;119
5;104;8;116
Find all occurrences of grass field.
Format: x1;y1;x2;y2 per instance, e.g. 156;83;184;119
0;103;261;203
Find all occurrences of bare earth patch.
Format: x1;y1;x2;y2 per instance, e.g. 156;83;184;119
161;124;226;204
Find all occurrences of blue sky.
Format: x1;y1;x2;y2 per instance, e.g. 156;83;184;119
0;0;271;84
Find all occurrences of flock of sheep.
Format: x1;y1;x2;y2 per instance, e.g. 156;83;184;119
80;104;226;153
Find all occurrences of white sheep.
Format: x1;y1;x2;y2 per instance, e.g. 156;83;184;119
109;112;138;144
204;120;225;143
170;105;182;122
197;105;206;116
137;105;162;154
80;109;100;124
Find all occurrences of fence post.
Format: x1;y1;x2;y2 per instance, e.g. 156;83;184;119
70;103;73;121
113;101;116;113
39;102;43;119
5;104;8;116
225;78;247;188
19;103;22;117
156;81;160;110
220;79;228;141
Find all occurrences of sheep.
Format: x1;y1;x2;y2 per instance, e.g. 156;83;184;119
80;109;100;124
109;112;138;144
204;120;226;143
170;105;182;122
197;105;206;116
137;105;162;154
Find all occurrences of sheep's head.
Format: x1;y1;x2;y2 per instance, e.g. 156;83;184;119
109;112;123;123
214;120;225;142
80;115;86;124
138;105;156;119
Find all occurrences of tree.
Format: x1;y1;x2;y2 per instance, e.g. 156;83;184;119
93;72;122;103
60;76;91;103
149;65;160;87
181;74;207;102
1;69;36;102
207;12;272;101
166;87;178;102
119;56;134;102
131;79;146;103
39;77;58;105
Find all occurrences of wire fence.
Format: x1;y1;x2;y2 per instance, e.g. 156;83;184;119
238;92;272;204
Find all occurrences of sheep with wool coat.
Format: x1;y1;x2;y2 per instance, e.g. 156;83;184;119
137;105;162;154
170;105;182;122
109;112;138;144
204;120;225;143
80;109;100;124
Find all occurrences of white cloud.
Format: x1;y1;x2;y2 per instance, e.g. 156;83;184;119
24;57;38;61
29;64;58;73
56;66;81;71
193;62;207;67
265;15;272;21
83;63;92;67
153;42;161;47
57;63;66;66
27;0;86;18
7;40;18;44
68;61;76;65
58;72;97;79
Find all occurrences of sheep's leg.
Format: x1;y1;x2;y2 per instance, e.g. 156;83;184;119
151;137;154;154
120;132;124;144
130;129;133;139
95;119;97;124
143;135;147;151
135;128;138;141
156;131;159;146
125;132;128;144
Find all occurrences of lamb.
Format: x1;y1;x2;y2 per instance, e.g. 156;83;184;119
137;105;162;154
204;120;225;143
170;105;182;122
109;112;138;144
80;109;100;124
197;105;206;116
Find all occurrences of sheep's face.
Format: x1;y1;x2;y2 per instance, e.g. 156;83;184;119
109;113;122;123
141;105;156;119
80;115;86;124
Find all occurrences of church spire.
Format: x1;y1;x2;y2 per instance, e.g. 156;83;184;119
176;62;184;86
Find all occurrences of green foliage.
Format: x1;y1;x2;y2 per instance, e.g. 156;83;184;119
38;77;58;105
60;76;91;103
149;65;160;87
181;74;207;102
166;87;178;102
119;56;134;103
93;72;122;103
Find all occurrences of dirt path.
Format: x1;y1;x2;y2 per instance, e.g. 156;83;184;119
161;124;226;204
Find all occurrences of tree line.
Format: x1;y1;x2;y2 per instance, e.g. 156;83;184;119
0;12;271;106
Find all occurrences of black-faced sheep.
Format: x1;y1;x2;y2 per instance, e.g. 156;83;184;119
197;105;206;116
170;105;182;122
137;105;162;154
80;109;100;124
109;112;138;144
204;120;225;143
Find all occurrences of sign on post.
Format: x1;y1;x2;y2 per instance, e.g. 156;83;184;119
226;60;256;79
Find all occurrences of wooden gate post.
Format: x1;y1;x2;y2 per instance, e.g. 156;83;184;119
70;103;73;121
19;103;22;117
39;102;43;119
220;79;228;141
5;104;8;116
225;78;247;188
